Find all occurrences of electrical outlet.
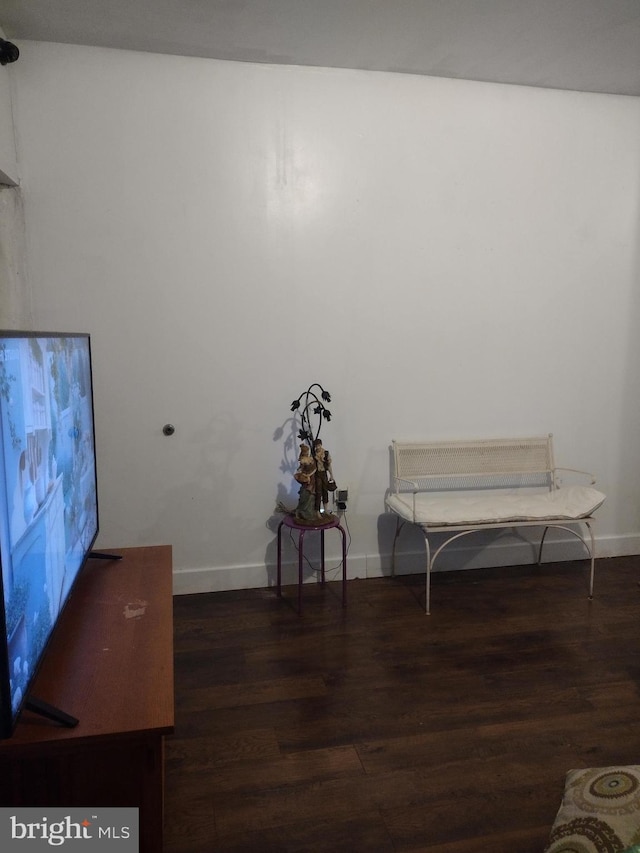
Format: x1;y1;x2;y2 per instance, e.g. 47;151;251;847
336;487;348;511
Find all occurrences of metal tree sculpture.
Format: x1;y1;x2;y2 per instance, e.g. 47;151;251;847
290;383;332;450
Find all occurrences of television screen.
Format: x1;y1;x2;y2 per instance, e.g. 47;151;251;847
0;331;99;737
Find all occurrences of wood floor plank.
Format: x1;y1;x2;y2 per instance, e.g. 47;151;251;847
164;555;640;852
165;728;282;770
167;744;364;794
175;673;328;713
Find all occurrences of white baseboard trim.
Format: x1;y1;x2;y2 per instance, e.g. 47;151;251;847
172;532;640;596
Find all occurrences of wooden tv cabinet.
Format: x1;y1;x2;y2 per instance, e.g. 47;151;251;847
0;545;174;853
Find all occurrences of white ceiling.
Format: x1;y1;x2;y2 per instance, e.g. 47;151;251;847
1;0;640;96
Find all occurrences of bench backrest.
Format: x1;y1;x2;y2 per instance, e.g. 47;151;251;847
391;435;556;490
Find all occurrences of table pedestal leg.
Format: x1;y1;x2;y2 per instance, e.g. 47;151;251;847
276;517;347;614
298;530;306;615
276;519;284;597
340;524;347;607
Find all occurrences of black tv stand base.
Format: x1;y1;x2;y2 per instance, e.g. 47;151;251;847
89;551;123;561
25;696;79;728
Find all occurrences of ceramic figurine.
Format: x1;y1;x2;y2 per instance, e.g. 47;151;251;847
294;445;320;524
313;439;336;515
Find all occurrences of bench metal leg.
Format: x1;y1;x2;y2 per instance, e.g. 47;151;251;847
390;517;405;577
423;529;484;614
396;515;597;615
586;521;595;598
537;521;596;598
392;519;434;613
425;536;432;615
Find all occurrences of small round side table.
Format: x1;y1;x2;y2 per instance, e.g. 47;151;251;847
276;514;347;615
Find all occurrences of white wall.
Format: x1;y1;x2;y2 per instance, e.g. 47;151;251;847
0;27;30;330
0;25;18;185
9;41;640;593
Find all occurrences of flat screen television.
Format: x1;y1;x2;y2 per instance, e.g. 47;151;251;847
0;331;100;738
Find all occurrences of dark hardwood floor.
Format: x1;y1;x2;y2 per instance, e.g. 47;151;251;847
163;555;640;852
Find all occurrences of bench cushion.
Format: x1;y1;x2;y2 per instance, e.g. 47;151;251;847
386;485;606;526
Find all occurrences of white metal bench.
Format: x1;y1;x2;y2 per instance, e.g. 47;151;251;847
385;435;606;613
